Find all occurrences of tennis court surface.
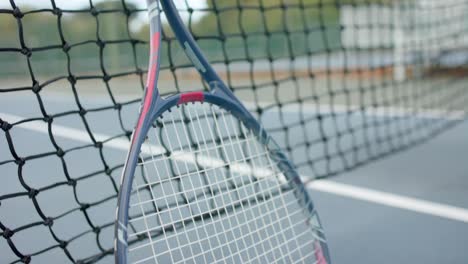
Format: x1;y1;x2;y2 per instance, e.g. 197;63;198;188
1;0;468;263
1;93;467;263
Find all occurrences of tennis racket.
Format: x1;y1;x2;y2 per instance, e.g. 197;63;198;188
115;0;331;263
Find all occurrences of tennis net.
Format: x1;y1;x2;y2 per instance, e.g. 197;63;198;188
0;0;467;263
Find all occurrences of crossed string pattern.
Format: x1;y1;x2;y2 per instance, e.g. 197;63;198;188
127;103;325;264
0;0;467;263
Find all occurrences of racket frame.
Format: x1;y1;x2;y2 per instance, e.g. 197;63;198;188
115;0;331;263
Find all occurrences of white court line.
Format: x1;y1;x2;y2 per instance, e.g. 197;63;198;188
307;180;468;224
2;112;468;224
0;113;133;150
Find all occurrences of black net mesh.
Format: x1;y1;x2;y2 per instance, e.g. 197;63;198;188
0;0;467;263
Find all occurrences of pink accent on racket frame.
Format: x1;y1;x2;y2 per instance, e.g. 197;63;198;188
314;241;328;264
178;91;205;105
135;32;161;136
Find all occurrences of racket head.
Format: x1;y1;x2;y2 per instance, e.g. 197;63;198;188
115;91;330;263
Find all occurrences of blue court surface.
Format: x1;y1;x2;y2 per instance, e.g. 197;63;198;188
1;93;467;263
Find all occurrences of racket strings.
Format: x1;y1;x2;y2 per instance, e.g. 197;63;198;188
222;109;305;264
210;107;289;263
127;103;323;263
137;139;277;182
198;105;304;262
128;184;295;245
128;172;291;233
131;188;304;263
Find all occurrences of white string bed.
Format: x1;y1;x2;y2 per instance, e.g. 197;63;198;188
126;103;325;264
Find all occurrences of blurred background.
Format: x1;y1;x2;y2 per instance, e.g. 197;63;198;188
1;0;467;263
